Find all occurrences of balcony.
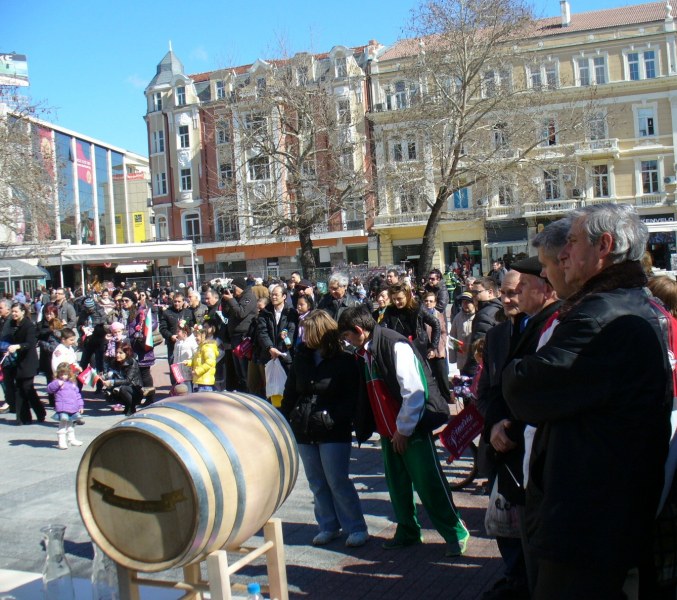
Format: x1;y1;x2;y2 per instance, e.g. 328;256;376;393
574;138;620;159
484;204;522;220
634;193;670;207
149;232;241;245
523;200;582;216
373;211;430;227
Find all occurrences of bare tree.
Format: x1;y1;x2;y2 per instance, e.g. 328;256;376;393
0;87;59;255
210;52;373;281
375;0;599;276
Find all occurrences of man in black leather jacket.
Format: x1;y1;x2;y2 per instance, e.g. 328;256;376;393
503;203;672;599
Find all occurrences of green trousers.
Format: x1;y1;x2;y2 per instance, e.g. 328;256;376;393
382;430;466;544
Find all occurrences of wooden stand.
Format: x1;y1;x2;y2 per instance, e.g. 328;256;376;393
117;519;288;600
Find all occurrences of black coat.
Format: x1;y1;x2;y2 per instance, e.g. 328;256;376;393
6;317;39;379
159;306;195;351
503;286;671;568
109;358;143;389
317;292;360;322
224;288;258;344
380;305;440;357
255;305;297;365
281;344;359;444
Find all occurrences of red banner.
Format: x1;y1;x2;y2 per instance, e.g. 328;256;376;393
438;403;484;461
76;141;92;185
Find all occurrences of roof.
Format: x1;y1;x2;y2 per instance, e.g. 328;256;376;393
188;44;372;83
379;1;669;61
147;50;186;88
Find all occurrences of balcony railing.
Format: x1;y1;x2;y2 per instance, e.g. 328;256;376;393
634;193;669;207
373;211;430;227
522;200;581;215
574;138;620;157
484;204;521;219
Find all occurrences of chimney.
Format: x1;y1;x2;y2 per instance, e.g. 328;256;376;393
560;0;571;26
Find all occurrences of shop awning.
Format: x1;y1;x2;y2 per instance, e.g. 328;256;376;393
53;241;195;265
0;259;50;278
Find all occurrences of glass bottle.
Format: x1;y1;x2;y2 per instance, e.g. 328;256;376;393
41;525;75;600
91;543;119;600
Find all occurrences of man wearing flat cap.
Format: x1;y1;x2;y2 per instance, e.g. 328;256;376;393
477;259;560;600
222;277;257;392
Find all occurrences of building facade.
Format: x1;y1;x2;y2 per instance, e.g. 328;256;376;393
0;106;154;288
145;43;383;280
369;0;677;274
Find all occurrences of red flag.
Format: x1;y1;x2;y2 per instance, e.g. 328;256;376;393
76;141;92;185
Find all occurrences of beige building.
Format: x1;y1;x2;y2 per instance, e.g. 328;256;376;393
369;0;677;274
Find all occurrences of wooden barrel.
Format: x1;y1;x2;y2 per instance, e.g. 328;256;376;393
76;392;298;572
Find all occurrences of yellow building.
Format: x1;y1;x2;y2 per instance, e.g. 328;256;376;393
369;0;677;274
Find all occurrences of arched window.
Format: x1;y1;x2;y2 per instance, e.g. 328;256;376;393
215;210;239;242
156;215;168;241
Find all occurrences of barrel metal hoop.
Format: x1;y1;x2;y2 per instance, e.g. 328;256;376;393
116;420;210;563
226;393;293;508
160;402;247;545
132;412;226;552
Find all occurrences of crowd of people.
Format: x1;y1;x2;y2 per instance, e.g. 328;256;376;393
2;203;677;599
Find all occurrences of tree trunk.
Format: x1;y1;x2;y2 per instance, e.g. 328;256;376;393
298;229;317;281
418;192;447;278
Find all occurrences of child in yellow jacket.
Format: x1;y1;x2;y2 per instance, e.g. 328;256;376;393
184;323;219;392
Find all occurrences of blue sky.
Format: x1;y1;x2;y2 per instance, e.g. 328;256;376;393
3;0;640;156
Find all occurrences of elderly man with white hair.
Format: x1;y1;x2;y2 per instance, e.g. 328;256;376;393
317;272;361;322
503;203;672;599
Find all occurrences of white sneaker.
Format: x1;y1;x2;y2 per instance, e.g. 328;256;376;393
345;531;369;547
312;530;341;546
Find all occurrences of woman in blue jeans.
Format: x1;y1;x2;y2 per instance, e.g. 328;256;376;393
281;310;368;548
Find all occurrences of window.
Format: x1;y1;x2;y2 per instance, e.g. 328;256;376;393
451;187;470;210
638;107;656;137
245;113;266;133
540;118;557;146
641;160;659;193
627;49;657;80
343;197;362;229
340;147;354;170
576;56;607;86
392;138;417;162
153;92;162;111
527;62;559;90
399;187;421;213
302;157;316;177
297;66;309;85
256;76;266;99
216;80;225;100
219;163;233;187
154;172;167;195
493;123;508;150
180;168;192;191
215;211;239;240
183;212;201;243
385;80;420;110
179;125;190;149
156;215;168;240
338;99;350;125
153;130;165;154
592;165;610;198
588;112;607;141
216;123;230;144
336;56;347;78
248;155;270;181
481;69;511;98
176;86;186;106
498;185;514;205
544;169;560;200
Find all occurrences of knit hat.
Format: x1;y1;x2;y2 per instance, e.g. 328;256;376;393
459;291;473;301
83;297;96;310
110;321;124;333
122;291;137;303
297;279;313;290
231;277;247;291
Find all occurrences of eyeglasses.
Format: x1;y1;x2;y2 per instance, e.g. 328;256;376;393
470;289;483;295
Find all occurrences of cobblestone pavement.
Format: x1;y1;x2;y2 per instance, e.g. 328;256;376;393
0;346;502;599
